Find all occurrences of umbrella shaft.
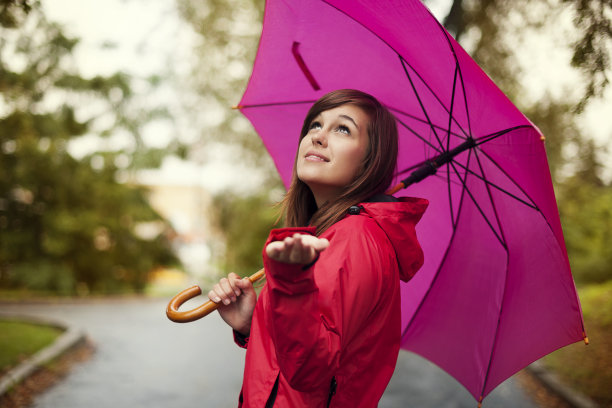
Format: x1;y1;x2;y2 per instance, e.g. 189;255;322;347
402;137;475;187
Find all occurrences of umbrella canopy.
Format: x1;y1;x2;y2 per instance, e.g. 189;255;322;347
237;0;586;403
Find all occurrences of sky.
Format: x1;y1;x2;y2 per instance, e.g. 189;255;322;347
43;0;611;186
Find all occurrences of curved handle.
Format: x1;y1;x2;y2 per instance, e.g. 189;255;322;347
166;269;266;323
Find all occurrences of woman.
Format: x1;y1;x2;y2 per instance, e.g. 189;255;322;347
209;89;428;407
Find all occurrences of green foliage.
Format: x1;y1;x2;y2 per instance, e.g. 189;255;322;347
544;281;612;406
563;0;612;112
0;4;178;294
0;0;34;29
0;319;62;371
578;280;612;327
212;191;280;276
558;177;612;284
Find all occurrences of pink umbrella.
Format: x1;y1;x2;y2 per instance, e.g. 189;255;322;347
236;0;587;405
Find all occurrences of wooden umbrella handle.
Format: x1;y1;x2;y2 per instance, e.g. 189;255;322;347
166;269;266;323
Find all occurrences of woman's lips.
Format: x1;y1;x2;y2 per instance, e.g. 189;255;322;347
305;151;329;162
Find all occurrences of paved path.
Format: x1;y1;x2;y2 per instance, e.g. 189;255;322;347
0;299;538;407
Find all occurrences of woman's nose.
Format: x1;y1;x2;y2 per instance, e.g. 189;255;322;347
311;130;328;147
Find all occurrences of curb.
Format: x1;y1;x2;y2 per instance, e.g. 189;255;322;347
526;361;600;408
0;315;87;397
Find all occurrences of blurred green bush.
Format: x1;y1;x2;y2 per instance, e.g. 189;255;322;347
0;2;178;295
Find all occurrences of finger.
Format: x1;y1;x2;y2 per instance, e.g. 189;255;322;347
219;278;236;304
212;283;232;304
283;236;295;253
302;235;329;253
315;238;330;252
266;241;284;259
234;276;254;294
213;278;234;305
286;240;302;263
227;273;241;296
207;289;222;304
289;234;304;263
210;283;230;304
298;234;322;263
296;234;314;263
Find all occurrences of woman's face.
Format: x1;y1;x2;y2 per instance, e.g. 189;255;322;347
296;104;370;206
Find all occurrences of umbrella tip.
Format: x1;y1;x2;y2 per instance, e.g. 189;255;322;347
232;105;242;110
477;396;483;407
540;135;546;141
583;331;589;345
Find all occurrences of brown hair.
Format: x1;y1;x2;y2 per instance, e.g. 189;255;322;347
282;89;398;234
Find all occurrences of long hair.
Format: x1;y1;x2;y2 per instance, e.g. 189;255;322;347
282;89;398;234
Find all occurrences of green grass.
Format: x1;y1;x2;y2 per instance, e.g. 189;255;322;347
0;320;63;372
543;280;612;407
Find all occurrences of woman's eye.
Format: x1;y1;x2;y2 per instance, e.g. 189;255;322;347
309;121;322;131
336;125;350;135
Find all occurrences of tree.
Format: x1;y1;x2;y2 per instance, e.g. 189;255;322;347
175;0;276;174
564;0;612;112
0;2;178;294
441;0;611;108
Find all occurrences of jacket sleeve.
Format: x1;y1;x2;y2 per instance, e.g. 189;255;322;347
233;330;249;349
262;222;393;391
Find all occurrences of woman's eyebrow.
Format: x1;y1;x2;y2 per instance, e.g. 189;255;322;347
339;114;359;130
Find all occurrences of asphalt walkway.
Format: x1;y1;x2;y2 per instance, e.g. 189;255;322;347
0;299;538;407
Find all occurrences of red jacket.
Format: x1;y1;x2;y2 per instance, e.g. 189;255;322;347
236;197;428;407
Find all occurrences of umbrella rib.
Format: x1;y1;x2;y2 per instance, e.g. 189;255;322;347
474;125;533;146
447;64;459;225
448;149;506;247
394;117;444;155
399;56;445;151
447;63;459;151
478;246;510;401
473;148;508;245
450;37;473;137
470;147;510;400
432;172;463;187
388;106;467;140
447;159;455;227
477;149;541;210
429;3;474;138
450;161;538;210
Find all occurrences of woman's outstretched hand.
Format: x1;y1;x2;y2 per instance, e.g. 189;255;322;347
208;272;257;336
266;233;330;265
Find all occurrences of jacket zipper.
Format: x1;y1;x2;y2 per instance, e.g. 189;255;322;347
326;376;337;407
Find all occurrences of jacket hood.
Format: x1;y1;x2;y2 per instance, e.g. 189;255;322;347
360;197;429;282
